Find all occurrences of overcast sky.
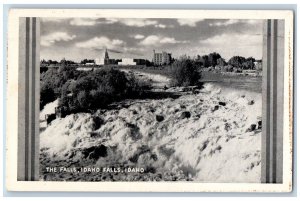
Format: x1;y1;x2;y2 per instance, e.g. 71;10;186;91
40;18;263;62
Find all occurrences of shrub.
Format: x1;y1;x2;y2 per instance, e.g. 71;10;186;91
169;56;201;87
59;68;145;113
242;57;256;70
40;84;55;110
217;58;226;67
208;52;222;67
40;66;86;110
228;56;246;69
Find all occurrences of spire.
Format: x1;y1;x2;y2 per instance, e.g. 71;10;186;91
104;48;109;59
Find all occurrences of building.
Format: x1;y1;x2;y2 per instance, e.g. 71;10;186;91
118;58;136;65
85;62;95;66
104;49;110;65
134;59;147;65
153;50;172;65
95;58;104;65
95;49;112;65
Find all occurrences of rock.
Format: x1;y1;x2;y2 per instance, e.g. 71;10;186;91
126;123;142;140
215;145;222;151
180;105;186;109
145;166;156;174
224;123;231;131
46;113;56;125
129;154;139;163
180;111;191;119
163;85;168;90
125;122;135;128
258;121;262;129
246;124;257;132
211;105;219;112
132;110;138;115
218;101;226;106
156;115;164;122
129;145;150;163
200;140;209;151
179;87;187;92
92;116;104;130
89;132;99;138
107;117;114;122
248;100;255;105
192;89;200;94
241;95;245;98
150;154;158;161
82;145;108;160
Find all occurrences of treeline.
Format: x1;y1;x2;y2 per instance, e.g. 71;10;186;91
193;52;261;71
40;52;261;70
40;58;153;66
40;58;76;66
80;59;95;64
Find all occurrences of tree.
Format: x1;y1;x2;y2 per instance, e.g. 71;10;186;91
195;55;204;67
228;56;246;69
170;56;201;87
240;57;256;70
216;58;226;67
208;52;222;67
201;55;210;67
80;59;95;64
40;84;55;110
59;68;145;113
246;57;256;63
242;61;254;70
40;59;47;64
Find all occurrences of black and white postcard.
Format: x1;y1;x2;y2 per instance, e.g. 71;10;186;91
6;9;293;192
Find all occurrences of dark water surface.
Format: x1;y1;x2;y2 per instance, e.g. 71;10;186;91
200;71;262;93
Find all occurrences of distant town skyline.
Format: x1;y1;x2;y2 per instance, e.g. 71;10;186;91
40;18;263;62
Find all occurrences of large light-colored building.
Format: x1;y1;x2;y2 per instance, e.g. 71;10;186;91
153;50;172;65
95;58;105;65
118;58;136;65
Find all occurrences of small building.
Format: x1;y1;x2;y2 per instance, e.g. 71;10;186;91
153;50;172;65
134;59;147;65
85;62;95;66
118;58;136;65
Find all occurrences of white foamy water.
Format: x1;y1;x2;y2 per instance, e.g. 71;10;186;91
40;83;262;182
